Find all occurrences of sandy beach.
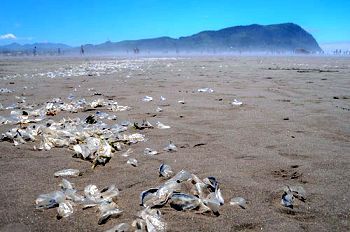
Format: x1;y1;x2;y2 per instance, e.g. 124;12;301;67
0;56;349;231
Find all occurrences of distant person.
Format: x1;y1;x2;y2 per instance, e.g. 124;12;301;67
80;45;85;55
58;48;61;55
33;46;37;56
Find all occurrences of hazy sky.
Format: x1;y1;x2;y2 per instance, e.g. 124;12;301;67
0;0;349;48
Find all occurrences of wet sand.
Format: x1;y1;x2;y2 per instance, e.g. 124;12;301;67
0;56;349;231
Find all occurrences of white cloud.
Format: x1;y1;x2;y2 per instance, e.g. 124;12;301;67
0;33;17;39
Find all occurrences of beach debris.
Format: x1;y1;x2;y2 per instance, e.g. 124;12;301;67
73;137;113;168
1;126;37;146
133;208;167;232
2;113;146;168
169;193;201;211
110;104;130;112
178;99;185;104
57;200;75;218
120;120;131;127
144;148;158;156
163;141;177;152
95;111;110;120
231;99;243;106
85;115;97;124
156;107;163;112
280;186;306;208
197;88;214;93
160;96;166;101
281;191;294;208
98;201;123;225
121;148;133;157
120;133;145;144
90;98;105;108
105;223;130;232
139;169;224;216
134;120;154;130
159;164;174;178
156;122;170;129
110;124;128;134
127;158;138;167
36;179;85;219
35;191;66;209
54;169;81;178
0;97;131;125
142;96;153;102
82;184;122;224
0;88;14;93
230;197;247;209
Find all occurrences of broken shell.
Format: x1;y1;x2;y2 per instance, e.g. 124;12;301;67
169;193;201;211
127;158;138;167
35;191;66;209
163;141;177;152
156;122;170;129
230;197;246;209
98;201;123;225
203;176;219;191
142;96;153;102
121;148;133;157
144;148;158;156
159;164;174;178
281;192;294;208
57;200;74;218
54;169;80;178
171;170;192;183
231;99;243;106
140;188;158;207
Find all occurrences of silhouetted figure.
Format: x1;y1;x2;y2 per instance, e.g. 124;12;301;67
80;45;85;55
58;48;61;55
33;46;37;56
133;47;139;54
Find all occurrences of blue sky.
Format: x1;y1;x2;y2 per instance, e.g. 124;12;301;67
0;0;349;49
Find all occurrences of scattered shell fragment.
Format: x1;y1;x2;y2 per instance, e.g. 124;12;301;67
144;148;158;156
105;223;130;232
98;201;123;225
197;88;214;93
156;107;163;112
127;158;138;167
140;188;159;207
231;99;243;106
142;96;153;102
230;197;247;209
134;120;154;130
281;192;294;208
163;141;177;152
281;185;306;208
54;169;80;178
169;193;201;211
57;200;74;218
156;122;170;129
136;208;167;232
121;148;133;157
35;191;66;209
159;164;174;178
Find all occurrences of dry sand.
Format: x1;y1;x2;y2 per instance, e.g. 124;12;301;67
0;56;349;231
